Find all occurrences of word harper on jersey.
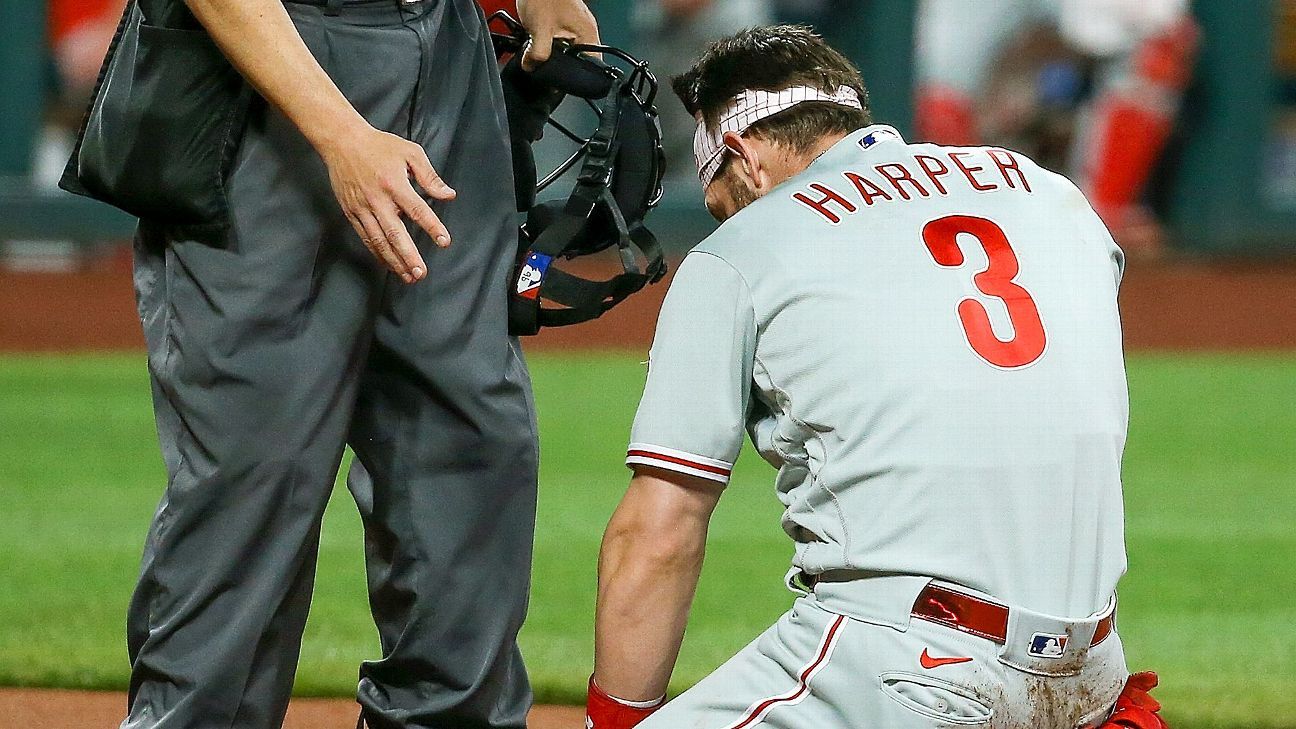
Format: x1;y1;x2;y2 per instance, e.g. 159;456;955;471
792;146;1034;225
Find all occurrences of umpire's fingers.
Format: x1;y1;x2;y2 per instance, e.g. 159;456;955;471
373;203;427;282
351;209;414;283
572;13;599;46
395;185;451;249
522;32;553;71
407;148;456;201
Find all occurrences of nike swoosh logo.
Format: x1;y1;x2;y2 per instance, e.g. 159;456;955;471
920;648;974;669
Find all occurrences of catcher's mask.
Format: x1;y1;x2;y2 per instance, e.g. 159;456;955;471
491;14;667;336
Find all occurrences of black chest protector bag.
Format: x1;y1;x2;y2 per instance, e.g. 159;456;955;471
59;0;252;226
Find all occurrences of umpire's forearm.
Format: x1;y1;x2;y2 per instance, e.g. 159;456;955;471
183;0;369;154
593;475;713;702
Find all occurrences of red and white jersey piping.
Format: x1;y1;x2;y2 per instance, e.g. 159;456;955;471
625;443;733;484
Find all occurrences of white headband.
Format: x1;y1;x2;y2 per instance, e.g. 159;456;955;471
692;85;863;187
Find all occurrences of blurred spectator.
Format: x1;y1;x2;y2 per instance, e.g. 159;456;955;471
633;0;773;188
916;0;1199;255
40;0;126;187
5;0;128;270
49;0;126;109
1268;1;1296;208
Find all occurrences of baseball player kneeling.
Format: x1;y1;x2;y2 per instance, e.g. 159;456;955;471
586;26;1171;729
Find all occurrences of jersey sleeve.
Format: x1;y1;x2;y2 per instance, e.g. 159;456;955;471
626;251;757;485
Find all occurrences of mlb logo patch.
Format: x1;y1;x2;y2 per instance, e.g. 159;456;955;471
1028;632;1068;659
515;251;553;300
857;128;899;150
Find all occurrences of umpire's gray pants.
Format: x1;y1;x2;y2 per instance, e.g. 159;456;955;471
122;1;538;727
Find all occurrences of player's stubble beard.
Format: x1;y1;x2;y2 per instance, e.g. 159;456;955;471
712;139;829;220
709;135;842;221
716;171;758;218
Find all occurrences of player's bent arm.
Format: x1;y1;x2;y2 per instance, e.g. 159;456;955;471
183;0;455;282
593;466;724;704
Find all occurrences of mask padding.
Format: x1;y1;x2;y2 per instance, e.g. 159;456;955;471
610;92;663;224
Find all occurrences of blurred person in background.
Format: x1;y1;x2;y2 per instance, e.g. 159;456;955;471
916;0;1199;255
48;0;127;105
40;0;127;187
5;0;128;271
634;0;773;186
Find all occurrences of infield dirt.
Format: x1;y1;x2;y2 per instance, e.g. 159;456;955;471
0;688;585;729
3;256;1296;352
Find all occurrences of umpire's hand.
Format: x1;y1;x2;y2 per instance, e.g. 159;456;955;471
518;0;601;70
320;128;456;284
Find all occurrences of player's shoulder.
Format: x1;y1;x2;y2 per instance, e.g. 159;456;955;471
686;213;764;280
689;180;817;273
982;144;1102;216
910;139;1087;200
659;241;755;317
673;239;750;295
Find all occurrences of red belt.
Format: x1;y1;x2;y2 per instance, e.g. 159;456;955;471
911;583;1115;647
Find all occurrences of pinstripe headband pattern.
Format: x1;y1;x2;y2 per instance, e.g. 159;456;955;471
693;85;862;187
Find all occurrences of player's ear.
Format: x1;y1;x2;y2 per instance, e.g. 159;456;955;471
722;131;766;191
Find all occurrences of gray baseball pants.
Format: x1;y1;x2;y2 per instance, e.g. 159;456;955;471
641;590;1127;729
122;1;538;727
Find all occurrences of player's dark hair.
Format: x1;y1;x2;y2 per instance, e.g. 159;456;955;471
671;25;873;159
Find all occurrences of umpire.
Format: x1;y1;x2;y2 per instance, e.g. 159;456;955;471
73;0;598;726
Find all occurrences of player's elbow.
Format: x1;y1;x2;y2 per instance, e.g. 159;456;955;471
606;511;707;573
644;523;708;572
601;469;721;574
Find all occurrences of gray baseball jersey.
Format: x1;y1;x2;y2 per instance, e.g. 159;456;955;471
627;125;1127;619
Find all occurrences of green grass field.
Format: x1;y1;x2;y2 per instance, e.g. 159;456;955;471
1;352;1294;727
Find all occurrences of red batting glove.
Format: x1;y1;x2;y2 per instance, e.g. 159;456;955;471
585;677;665;729
1101;672;1171;729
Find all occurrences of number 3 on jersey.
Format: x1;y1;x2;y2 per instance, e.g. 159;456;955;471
922;215;1047;369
